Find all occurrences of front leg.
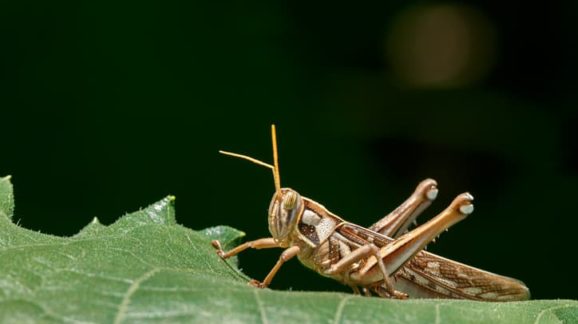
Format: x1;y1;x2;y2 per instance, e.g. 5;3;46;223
249;245;301;288
212;237;279;259
212;238;300;289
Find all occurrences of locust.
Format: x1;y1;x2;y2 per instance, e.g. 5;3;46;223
212;125;530;301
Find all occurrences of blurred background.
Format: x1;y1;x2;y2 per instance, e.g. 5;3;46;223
1;1;576;299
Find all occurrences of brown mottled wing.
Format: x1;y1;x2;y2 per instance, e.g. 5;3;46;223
337;222;530;301
398;251;530;301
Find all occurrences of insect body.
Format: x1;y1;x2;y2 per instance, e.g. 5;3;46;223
212;125;530;300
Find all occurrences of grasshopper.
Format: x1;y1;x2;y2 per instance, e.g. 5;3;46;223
212;125;530;300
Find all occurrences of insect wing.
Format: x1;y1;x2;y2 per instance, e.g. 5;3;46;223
337;222;393;248
398;251;530;301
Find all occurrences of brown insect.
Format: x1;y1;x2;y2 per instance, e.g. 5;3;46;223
212;125;530;300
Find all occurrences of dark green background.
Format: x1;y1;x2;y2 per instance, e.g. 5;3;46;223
1;1;576;300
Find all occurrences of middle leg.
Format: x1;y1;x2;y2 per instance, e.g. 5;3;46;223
325;243;408;299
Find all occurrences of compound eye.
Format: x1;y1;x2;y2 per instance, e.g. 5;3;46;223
282;191;298;210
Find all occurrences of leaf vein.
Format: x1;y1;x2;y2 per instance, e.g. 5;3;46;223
113;268;160;324
253;289;269;324
333;295;352;324
534;303;575;324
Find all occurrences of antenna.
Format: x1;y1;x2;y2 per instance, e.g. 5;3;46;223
271;124;282;199
218;124;282;198
218;150;274;170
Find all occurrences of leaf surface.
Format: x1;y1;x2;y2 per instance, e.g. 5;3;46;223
0;176;576;323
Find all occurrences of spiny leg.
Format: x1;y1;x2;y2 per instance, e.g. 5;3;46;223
250;245;301;288
370;178;438;238
212;237;279;259
358;193;474;281
325;244;407;299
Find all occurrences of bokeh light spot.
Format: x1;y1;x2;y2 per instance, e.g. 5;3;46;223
386;4;497;88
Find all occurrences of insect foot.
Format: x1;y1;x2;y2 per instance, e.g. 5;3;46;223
248;279;266;288
211;240;226;258
373;285;409;299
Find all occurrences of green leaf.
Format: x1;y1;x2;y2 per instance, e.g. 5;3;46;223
0;176;14;219
0;176;576;323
